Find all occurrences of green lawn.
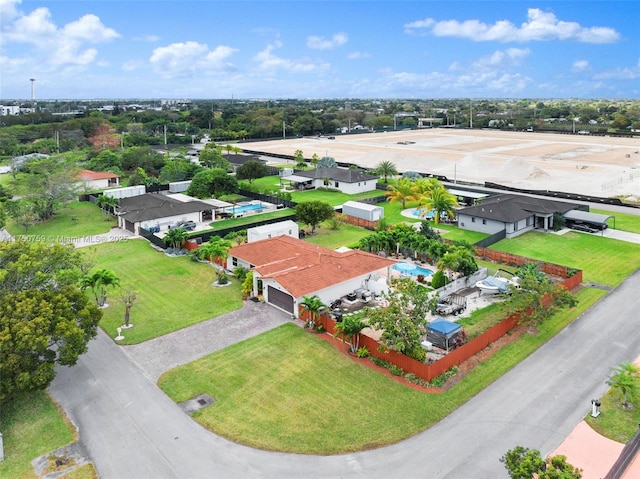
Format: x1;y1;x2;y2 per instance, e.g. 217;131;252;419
490;231;640;287
592;208;640;234
159;287;604;455
86;239;243;343
0;391;76;479
303;221;372;249
585;386;640;444
5;201;116;238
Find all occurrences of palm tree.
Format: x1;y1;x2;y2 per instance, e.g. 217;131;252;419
607;361;640;408
163;227;188;250
385;178;418;209
95;194;117;219
294;149;306;169
334;315;367;353
375;160;398;183
419;186;458;225
81;269;120;307
205;235;233;266
299;295;326;329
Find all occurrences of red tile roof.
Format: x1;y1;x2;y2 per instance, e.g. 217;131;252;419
77;169;119;180
229;236;395;298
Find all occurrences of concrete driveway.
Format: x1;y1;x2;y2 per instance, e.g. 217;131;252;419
49;270;640;478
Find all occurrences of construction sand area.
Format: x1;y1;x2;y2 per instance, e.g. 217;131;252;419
246;129;640;198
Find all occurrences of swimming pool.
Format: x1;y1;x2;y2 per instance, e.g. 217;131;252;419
412;208;436;219
392;262;434;278
226;202;266;214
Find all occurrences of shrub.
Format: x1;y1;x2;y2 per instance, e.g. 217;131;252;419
356;347;370;358
389;365;404;376
233;266;248;282
431;269;448;289
216;270;229;285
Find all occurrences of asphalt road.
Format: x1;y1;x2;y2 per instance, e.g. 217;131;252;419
49;269;640;479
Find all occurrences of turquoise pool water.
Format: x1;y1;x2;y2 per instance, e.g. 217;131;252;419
412;208;436;219
227;202;266;214
392;262;434;277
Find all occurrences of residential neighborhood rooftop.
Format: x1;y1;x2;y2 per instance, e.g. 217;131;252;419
230;235;396;298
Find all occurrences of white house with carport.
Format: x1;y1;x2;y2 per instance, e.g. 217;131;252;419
457;194;582;239
282;167;378;194
116;193;215;234
227;235;395;317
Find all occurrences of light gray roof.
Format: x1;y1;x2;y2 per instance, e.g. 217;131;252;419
564;210;613;225
292;167;378;183
458;194;579;223
117;193;213;223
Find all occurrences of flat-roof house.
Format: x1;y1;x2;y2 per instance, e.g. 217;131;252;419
228;236;395;317
457;194;581;239
116;193;214;234
283;167;378;194
77;169;120;191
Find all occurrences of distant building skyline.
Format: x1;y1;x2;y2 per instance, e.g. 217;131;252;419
2;1;638;99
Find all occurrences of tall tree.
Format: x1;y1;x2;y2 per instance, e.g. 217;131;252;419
334;315;367;353
21;156;79;221
385;178;418;209
81;269;120;307
199;147;233;171
294;149;306;169
419;185;458;225
186;168;238;199
501;447;581;479
295;201;335;234
375;160;398;183
0;240;101;404
299;295;326;329
236;160;268;184
95;194;119;219
367;278;429;361
163;227;189;249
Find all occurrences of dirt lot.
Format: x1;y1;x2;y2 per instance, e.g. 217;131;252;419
246;129;640;197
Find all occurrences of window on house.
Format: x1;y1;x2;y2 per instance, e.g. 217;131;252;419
471;217;476;223
232;257;238;266
482;219;487;225
334;181;339;188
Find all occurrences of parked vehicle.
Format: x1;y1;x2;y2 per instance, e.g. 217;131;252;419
435;293;467;316
173;221;196;231
570;223;598;233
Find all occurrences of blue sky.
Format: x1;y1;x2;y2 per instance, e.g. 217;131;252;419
1;0;638;99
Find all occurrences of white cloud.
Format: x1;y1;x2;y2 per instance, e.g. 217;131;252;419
347;51;371;60
2;5;120;67
133;34;160;43
149;41;237;77
62;14;119;43
307;32;348;50
571;60;590;72
0;0;21;24
253;40;319;73
593;59;640;80
472;48;530;69
404;8;620;44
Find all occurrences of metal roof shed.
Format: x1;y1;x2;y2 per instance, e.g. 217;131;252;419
564;210;615;229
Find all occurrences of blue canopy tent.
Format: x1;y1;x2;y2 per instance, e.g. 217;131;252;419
427;319;462;351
